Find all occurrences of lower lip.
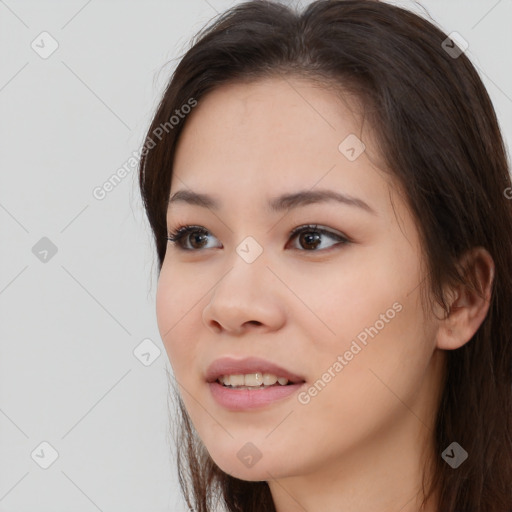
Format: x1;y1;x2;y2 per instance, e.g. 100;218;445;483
208;381;306;410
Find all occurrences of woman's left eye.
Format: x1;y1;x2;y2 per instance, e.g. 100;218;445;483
166;224;350;252
288;224;350;251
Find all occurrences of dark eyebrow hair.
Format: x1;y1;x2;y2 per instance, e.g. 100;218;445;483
167;188;377;215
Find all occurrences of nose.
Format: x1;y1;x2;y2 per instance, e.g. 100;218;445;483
201;254;286;336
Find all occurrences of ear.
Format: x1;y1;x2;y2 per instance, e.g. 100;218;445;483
436;247;495;350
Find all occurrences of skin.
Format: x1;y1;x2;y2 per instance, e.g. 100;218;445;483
155;76;494;512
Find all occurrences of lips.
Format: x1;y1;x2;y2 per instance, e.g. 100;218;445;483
205;356;306;384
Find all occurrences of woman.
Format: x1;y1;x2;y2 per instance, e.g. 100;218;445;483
138;1;512;510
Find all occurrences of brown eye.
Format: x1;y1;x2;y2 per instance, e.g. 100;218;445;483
167;226;221;251
298;231;322;250
288;225;349;251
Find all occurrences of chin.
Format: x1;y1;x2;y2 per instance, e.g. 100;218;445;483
206;444;297;482
212;458;274;482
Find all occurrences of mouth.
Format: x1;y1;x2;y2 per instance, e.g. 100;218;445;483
215;373;303;389
205;356;306;409
205;356;306;387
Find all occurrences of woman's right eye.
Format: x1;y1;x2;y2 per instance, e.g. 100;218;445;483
166;225;221;251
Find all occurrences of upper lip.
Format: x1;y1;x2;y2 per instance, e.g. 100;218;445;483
206;356;306;384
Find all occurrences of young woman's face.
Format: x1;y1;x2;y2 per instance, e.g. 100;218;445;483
156;77;445;486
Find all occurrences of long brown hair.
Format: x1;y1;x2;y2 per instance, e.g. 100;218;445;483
138;1;512;510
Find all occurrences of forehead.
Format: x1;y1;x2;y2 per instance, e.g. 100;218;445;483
175;77;365;159
170;77;397;219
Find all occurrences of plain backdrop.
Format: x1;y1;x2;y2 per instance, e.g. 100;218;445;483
0;1;510;511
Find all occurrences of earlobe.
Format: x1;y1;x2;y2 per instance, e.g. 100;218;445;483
435;247;494;350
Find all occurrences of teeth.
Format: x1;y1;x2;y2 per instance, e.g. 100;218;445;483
229;374;245;387
262;374;278;386
244;373;263;386
218;373;290;387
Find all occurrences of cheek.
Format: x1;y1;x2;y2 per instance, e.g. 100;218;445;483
320;285;431;403
291;294;433;464
155;266;202;370
155;271;175;348
284;244;418;354
298;240;431;400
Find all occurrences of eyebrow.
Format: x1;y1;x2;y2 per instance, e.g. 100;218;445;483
167;188;377;215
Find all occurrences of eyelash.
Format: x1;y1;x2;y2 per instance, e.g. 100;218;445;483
166;224;350;252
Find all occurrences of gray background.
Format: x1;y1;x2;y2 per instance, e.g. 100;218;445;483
0;1;510;511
